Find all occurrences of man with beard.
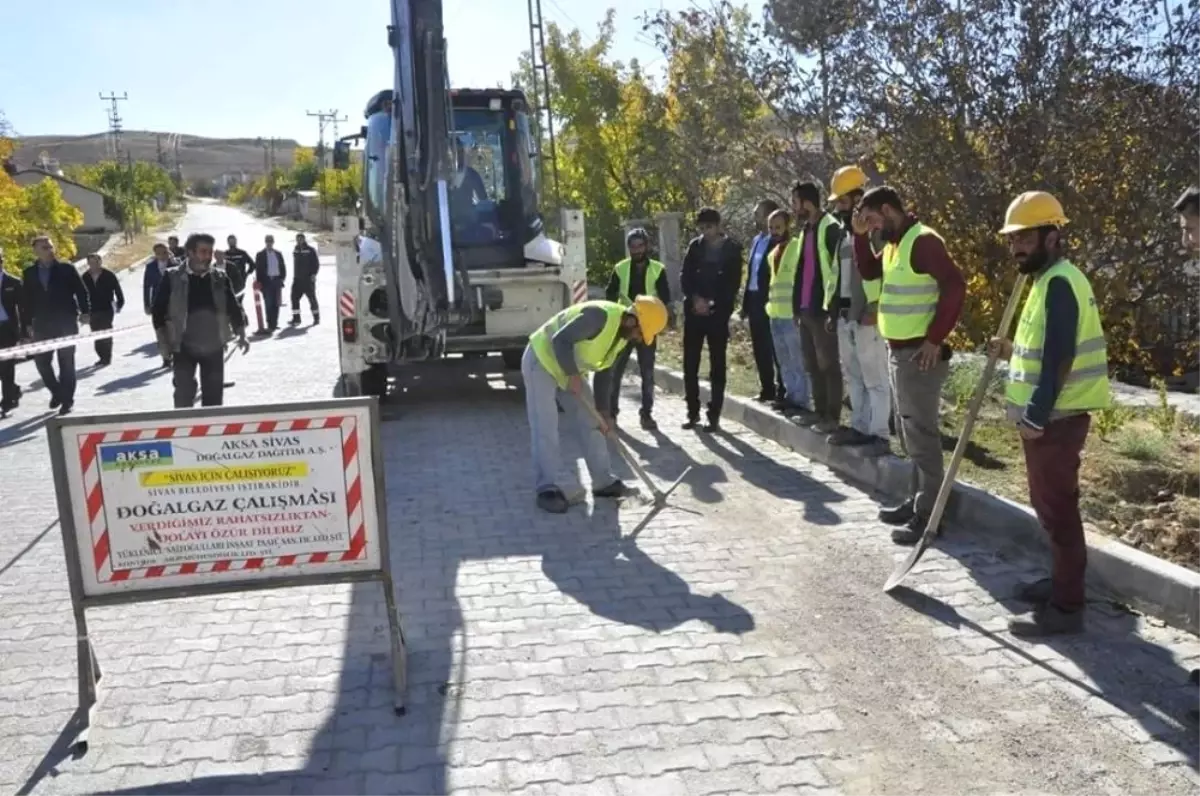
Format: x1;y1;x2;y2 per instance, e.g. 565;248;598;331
791;180;845;433
987;192;1109;637
601;228;671;430
853;186;965;545
167;235;186;263
825;166;890;454
740;199;785;403
763;209;811;415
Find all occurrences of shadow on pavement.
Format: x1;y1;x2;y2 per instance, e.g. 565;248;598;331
618;427;727;505
124;340;160;359
892;541;1200;770
0;411;54;449
0;519;59;580
94;365;170;396
696;428;846;526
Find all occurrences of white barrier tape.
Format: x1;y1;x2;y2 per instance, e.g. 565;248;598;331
0;322;154;361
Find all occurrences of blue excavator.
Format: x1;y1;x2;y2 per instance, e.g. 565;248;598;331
331;0;586;397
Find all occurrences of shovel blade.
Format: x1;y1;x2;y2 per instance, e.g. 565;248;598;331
883;528;938;592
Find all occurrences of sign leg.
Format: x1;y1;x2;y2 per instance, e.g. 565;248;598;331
74;614;98;753
381;575;407;716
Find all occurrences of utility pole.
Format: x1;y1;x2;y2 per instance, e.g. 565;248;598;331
100;91;128;159
307;110;347;225
525;0;560;211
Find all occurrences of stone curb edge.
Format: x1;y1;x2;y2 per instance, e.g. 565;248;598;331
651;365;1200;635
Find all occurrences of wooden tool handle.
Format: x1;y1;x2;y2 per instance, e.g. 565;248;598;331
574;392;661;497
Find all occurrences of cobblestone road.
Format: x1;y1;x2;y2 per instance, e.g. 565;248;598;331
1;204;1197;795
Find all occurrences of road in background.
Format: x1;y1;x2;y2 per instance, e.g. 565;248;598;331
0;204;1197;795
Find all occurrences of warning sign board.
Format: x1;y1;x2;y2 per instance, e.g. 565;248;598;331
52;403;383;596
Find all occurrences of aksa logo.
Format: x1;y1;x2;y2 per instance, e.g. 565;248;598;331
99;441;174;472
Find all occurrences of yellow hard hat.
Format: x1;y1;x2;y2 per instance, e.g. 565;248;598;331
631;295;668;345
999;191;1069;234
828;165;868;201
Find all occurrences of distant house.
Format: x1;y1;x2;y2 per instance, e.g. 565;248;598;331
11;167;120;234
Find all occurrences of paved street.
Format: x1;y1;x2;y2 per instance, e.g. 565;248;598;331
1;202;1198;795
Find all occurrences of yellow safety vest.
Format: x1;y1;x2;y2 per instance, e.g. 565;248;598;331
1006;259;1110;412
613;258;665;307
878;222;942;339
529;300;629;388
801;213;839;311
765;238;802;320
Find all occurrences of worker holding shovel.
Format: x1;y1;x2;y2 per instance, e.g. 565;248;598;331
991;191;1111;638
522;296;669;514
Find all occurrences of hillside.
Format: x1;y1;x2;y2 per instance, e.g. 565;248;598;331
9;131;303;181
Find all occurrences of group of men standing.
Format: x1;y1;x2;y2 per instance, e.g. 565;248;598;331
523;168;1198;639
0;229;324;417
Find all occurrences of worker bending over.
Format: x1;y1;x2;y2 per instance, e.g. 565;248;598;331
601;228;672;430
991;192;1110;637
854;186;965;545
523;296;668;514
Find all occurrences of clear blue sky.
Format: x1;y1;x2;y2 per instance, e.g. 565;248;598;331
2;0;697;145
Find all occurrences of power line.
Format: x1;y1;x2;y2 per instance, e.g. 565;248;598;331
99;91;128;159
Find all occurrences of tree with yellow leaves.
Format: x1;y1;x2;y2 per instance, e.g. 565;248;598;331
0;134;83;276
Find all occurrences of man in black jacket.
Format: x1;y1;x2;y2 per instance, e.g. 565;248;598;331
254;235;288;333
289;233;321;326
680;207;744;431
0;247;25;414
167;235;186;263
82;254;125;366
21;236;90;415
224;234;253;316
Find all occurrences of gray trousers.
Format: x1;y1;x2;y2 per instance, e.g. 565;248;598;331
889;347;949;515
603;341;655;417
799;313;843;423
522;346;617;494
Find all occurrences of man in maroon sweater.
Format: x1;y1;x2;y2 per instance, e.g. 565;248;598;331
852;186;966;544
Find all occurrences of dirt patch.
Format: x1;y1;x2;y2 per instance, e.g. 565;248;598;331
655;328;1200;571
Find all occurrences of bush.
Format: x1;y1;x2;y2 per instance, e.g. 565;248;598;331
944;356;1005;409
1094;399;1135;441
1114;427;1170;463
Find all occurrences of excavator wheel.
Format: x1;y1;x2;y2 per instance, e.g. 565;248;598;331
360;364;390;399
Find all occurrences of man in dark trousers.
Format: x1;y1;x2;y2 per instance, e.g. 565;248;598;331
680;207;744;431
224;234;254;320
601;228;672;430
289;233;321;326
144;242;176;368
22;236;90;415
790;180;845;434
0;247;25;415
153;233;249;408
81;254;125;366
740;199;784;403
254;234;288;333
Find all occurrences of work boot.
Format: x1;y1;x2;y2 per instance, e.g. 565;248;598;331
755;390;776;403
640;412;657;431
827;428;863;446
536;488;570;514
1008;604;1085;638
703;414;720;433
790;409;820;426
288;314;301;327
593;479;636;499
49;394;61;410
891;512;940;546
878;497;915;526
1015;577;1053;605
682;416;700;430
812;419;840;435
860;436;892;457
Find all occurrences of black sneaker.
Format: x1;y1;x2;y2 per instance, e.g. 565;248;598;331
703;416;720;432
879;498;915;526
536;488;569;514
790;409;820;425
1015;577;1053;605
640;413;657;431
1008;604;1085;637
312;315;320;325
682;417;700;430
755;391;776;403
58;402;74;417
49;395;61;410
892;513;939;546
827;428;862;446
288;318;301;327
593;479;636;499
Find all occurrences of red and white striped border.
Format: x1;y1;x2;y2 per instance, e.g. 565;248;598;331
78;416;367;583
339;290;356;318
571;280;588;304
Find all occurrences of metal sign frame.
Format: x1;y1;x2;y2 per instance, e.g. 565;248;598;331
45;396;406;752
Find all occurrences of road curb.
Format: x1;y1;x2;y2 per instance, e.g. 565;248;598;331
651;365;1200;634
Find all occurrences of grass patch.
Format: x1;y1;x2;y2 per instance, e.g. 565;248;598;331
100;206;187;274
654;326;1200;570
